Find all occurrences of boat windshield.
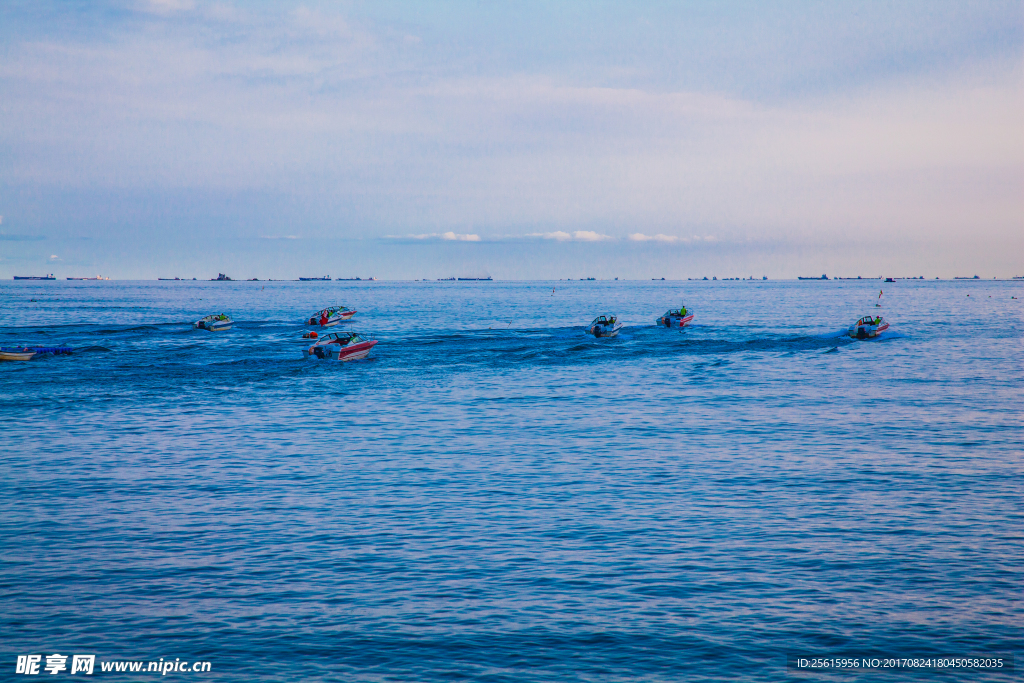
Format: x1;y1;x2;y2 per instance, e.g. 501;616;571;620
323;332;359;344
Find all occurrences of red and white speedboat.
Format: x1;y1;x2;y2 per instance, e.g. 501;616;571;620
306;306;356;328
656;306;694;328
848;315;889;339
304;331;377;361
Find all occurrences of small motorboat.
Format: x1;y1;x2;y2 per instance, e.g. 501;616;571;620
0;346;72;360
304;331;377;361
657;306;694;328
194;314;234;331
848;315;889;339
0;347;36;361
306;306;356;327
587;315;623;338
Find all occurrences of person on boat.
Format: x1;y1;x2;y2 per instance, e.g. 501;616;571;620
319;311;329;326
679;306;687;317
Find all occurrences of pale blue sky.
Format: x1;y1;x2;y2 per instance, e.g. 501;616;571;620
1;1;1021;278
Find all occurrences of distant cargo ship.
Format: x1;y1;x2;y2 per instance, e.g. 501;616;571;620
67;276;110;280
457;277;493;281
13;274;55;280
797;274;829;280
299;275;331;281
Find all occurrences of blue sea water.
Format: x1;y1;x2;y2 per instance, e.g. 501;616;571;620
1;279;1021;681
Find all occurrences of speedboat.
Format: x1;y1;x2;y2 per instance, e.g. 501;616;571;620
304;331;377;361
306;306;356;327
657;306;694;328
0;347;36;361
194;314;234;331
848;315;889;339
587;315;623;338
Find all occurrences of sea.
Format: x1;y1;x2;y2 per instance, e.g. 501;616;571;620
1;279;1021;681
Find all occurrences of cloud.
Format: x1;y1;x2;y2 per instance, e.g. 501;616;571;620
441;231;480;241
571;230;610;241
526;231;611;241
387;232;480;241
629;233;679;242
527;231;572;241
49;254;60;260
628;233;723;243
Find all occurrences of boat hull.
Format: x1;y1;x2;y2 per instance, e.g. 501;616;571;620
305;339;377;361
588;323;622;338
307;310;356;327
657;313;694;328
848;322;889;339
0;350;35;361
194;321;233;331
194;314;234;331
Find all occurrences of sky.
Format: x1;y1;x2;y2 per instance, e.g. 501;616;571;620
0;0;1021;279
